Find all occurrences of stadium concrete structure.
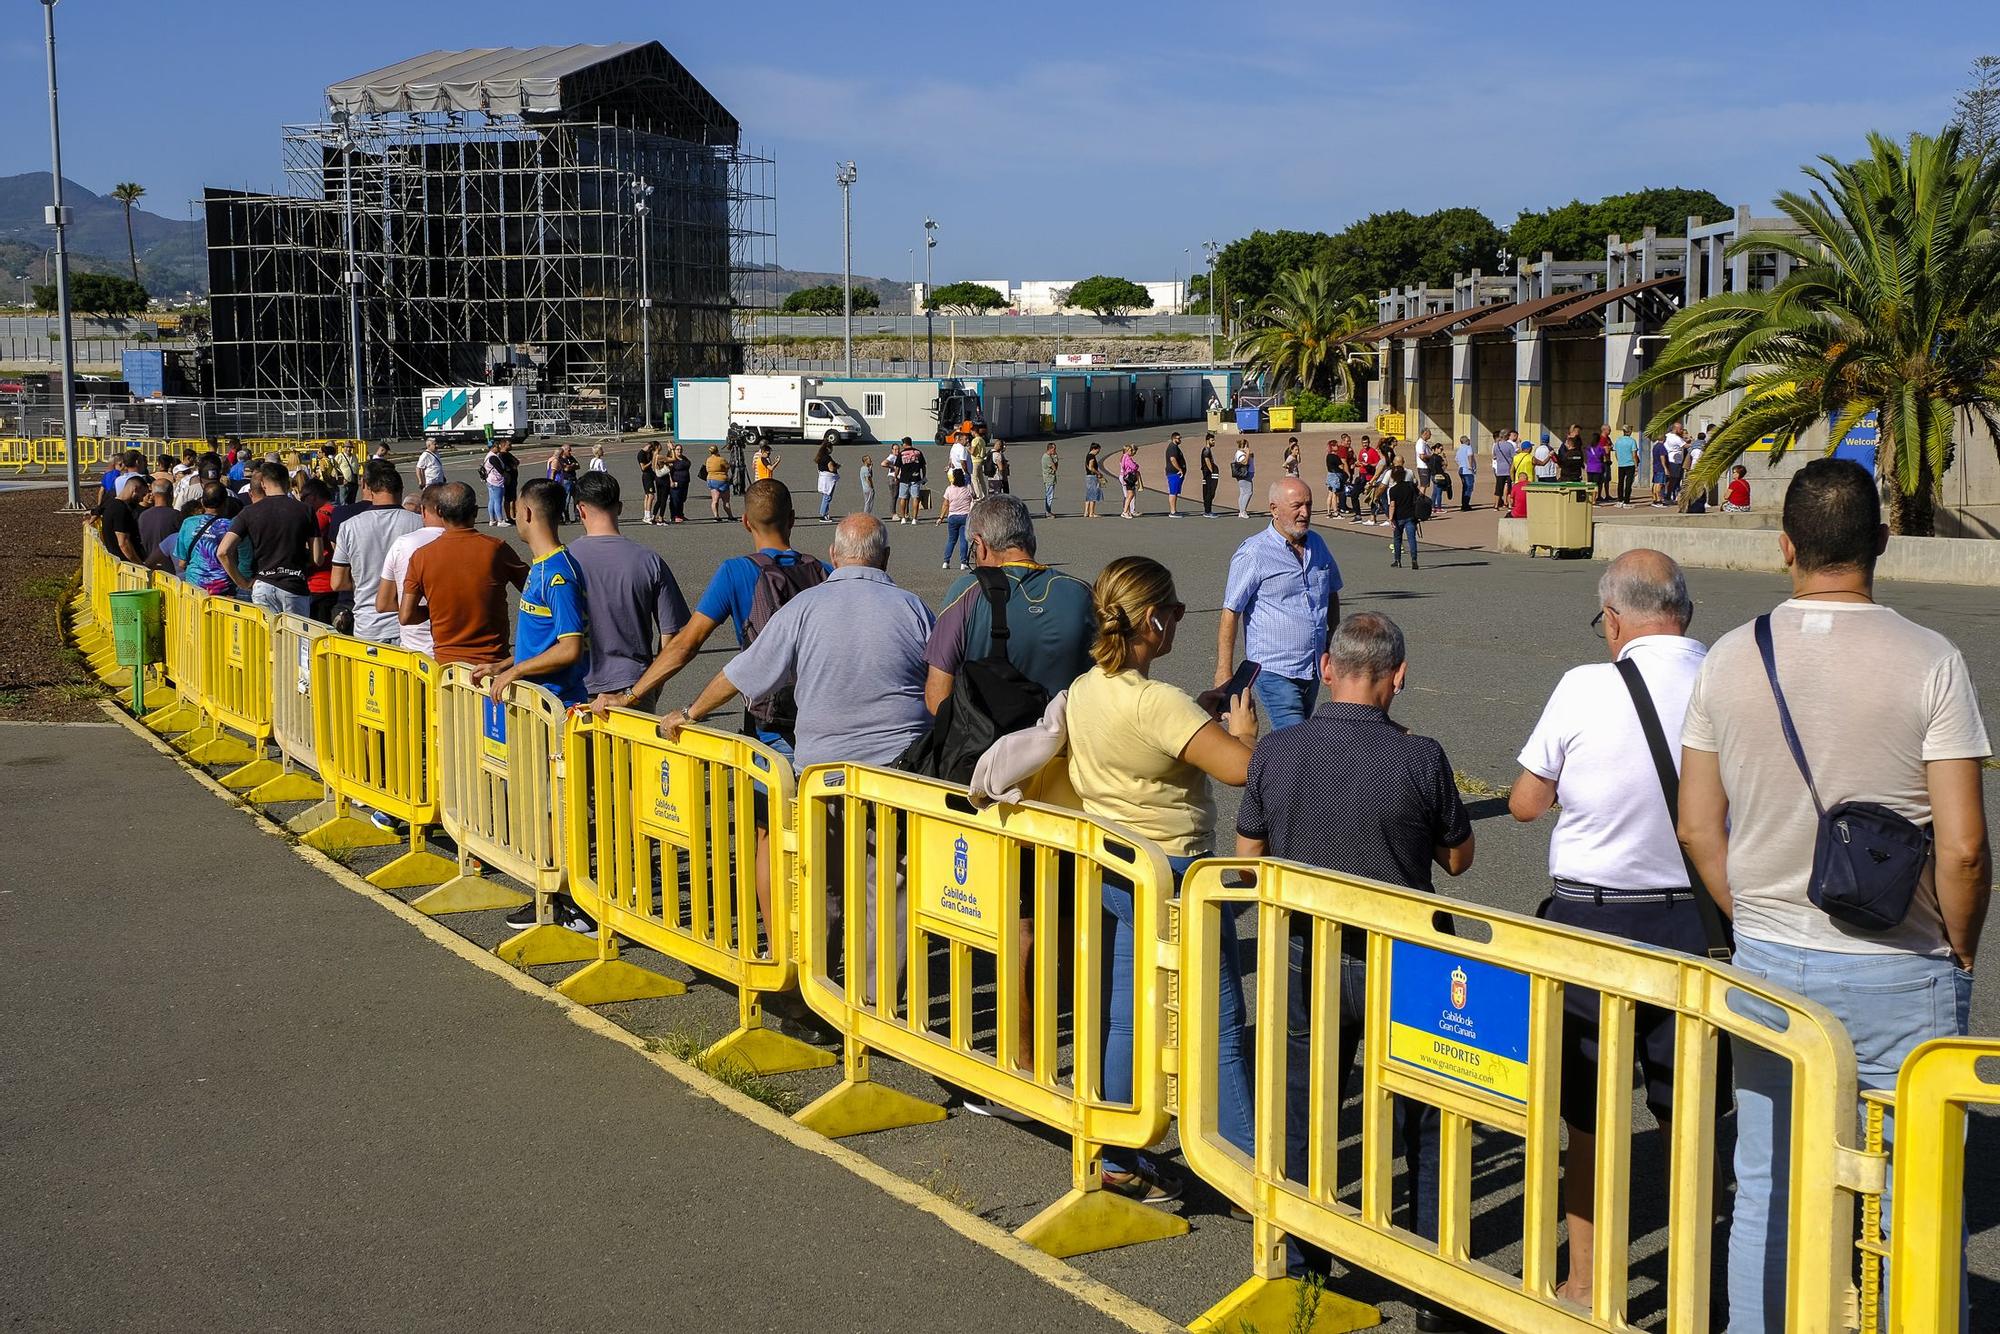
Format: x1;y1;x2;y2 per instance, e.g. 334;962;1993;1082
203;43;773;437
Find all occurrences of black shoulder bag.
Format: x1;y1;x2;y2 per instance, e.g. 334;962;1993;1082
1754;614;1931;932
896;569;1051;785
1615;657;1734;959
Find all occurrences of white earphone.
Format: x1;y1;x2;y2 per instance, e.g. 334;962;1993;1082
1150;616;1166;633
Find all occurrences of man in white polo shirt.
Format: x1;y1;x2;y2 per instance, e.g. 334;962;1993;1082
1508;547;1723;1309
375;482;448;655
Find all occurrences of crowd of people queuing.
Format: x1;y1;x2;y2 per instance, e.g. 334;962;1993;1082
91;431;1986;1333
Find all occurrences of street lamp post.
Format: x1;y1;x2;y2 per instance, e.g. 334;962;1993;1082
40;0;82;511
836;161;857;376
331;108;366;441
923;217;938;378
1201;239;1220;367
629;175;654;429
907;248;915;365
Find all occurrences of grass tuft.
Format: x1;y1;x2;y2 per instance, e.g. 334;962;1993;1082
52;682;104;703
914;1155;980;1213
21;576;71;601
645;1030;800;1114
1454;770;1507;799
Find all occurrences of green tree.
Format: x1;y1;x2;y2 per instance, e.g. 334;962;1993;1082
1626;129;2000;536
1232;267;1377;401
1317;208;1506;299
1208;230;1331;313
32;272;149;314
781;283;879;314
1508;187;1729;261
1064;274;1153;317
1952;55;2000;162
111;182;146;281
926;281;1008;314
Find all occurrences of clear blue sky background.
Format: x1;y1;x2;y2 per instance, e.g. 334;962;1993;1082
0;0;1982;282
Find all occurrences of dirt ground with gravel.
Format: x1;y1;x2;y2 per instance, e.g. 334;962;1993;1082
0;486;108;721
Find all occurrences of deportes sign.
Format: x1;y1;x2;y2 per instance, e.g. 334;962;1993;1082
1386;940;1531;1106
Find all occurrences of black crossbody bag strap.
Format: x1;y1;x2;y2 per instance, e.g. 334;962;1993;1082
975;568;1013;665
1754;614;1827;815
1615;656;1733;959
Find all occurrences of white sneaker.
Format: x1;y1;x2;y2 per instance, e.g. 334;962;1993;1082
942;561;950;568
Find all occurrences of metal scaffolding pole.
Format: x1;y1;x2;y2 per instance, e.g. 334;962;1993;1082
630;174;654;426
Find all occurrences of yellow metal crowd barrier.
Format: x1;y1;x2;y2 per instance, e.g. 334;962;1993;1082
422;666;561;918
794;761;1184;1259
303;635;455;889
140;576;206;736
546;708;833;1076
1177;859;1867;1334
257;613;332;809
182;595;273;774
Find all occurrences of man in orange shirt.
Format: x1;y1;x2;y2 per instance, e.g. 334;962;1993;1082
398;481;528;664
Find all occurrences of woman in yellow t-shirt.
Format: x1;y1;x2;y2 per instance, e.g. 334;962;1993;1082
1065;556;1258;1205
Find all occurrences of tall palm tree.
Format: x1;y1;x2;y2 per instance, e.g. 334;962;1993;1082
1628;129;2000;534
1232;267;1375;403
110;182;146;282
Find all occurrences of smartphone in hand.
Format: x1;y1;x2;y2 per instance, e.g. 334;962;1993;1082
1199;659;1261;718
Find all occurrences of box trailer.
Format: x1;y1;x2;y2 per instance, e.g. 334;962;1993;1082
421;386;527;442
727;374;866;444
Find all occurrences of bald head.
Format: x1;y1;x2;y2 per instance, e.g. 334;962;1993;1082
830;513;889;569
1267;476;1313;542
1598;548;1692;656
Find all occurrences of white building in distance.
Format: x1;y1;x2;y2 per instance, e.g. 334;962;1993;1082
916;279;1186;315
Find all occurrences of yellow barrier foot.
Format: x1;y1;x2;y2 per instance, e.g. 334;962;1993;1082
186;735;259;766
795;1079;947;1139
1014;1186;1191;1259
219;758;286;791
253;774;329;807
410;873;530;916
495;924;603;967
366;850;458;890
300;816;401;853
170;725;219;755
556;958;686;1005
702;1024;836;1076
1189;1275;1380;1334
142;701;202;735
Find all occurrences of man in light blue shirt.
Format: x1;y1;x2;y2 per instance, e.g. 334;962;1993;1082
1613;426;1640;505
1216;476;1342;732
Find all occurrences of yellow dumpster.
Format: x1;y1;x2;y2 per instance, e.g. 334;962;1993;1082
1525;483;1594;556
1267;405;1297;432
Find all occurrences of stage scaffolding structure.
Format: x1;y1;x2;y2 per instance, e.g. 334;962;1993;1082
205;44;775;438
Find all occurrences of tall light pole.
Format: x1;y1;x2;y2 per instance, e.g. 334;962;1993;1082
907;248;915;365
1201;239;1220;367
40;0;82;511
629;175;654;428
836;161;857;376
331;108;366;440
923;217;938;378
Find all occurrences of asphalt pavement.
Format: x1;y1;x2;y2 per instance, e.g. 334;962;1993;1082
0;722;1142;1334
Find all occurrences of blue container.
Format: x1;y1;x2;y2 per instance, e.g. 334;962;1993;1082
1235;406;1263;434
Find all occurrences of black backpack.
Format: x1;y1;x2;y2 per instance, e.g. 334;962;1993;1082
741;552;827;739
896;569;1051;785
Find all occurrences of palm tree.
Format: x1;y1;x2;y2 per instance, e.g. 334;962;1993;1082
1628;129;2000;534
1232;267;1375;404
110;182;146;282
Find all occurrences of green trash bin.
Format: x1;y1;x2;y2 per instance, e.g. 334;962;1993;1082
110;587;166;668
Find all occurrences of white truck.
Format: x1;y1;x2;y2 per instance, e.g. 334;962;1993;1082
421;385;528;443
728;374;865;444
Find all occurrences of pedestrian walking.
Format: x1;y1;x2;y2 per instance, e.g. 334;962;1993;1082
704;445;732;521
1678;460;1991;1333
1387;466;1423;570
938;468;974;569
1508;550;1727;1308
1082;443;1104;518
1218;476;1341;731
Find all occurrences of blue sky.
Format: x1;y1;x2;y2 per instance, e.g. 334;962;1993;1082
0;0;1983;282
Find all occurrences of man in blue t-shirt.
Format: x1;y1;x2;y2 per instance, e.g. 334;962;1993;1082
473;478;588;708
607;479;825;756
1613;426;1640;506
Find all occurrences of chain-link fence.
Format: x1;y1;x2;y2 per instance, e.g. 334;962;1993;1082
1;391;624;444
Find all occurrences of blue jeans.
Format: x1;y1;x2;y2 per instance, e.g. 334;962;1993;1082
942;515;969;564
1102;854;1252;1171
486;481;505;524
1429;476;1446;510
818;481;837;519
1459;470;1474;509
1391;518;1420;565
1044;483;1057;516
1286;939;1440;1276
250;581;311;618
1251;671;1317;733
1726;935;1971;1333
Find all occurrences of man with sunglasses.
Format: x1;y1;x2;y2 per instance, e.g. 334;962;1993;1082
1217;476;1342;733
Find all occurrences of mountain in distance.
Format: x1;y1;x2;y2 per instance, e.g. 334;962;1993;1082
739;263;917;311
0;173;207;298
